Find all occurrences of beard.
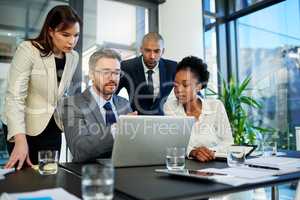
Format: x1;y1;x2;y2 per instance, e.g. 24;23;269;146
94;81;118;98
145;60;158;69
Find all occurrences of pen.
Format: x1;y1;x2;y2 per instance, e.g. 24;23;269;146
247;164;280;171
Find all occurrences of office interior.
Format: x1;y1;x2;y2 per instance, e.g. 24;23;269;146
0;0;300;199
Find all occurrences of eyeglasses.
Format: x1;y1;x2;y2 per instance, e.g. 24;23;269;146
94;69;123;77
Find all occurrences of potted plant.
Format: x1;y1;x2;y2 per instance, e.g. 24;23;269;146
209;76;273;145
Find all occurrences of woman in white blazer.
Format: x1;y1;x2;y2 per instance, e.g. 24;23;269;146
2;5;82;170
164;56;234;162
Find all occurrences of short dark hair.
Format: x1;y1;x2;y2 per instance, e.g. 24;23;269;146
29;5;82;57
176;56;210;89
141;32;164;47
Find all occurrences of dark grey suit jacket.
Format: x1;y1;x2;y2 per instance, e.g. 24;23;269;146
61;88;132;162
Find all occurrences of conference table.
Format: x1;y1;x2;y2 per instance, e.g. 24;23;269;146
0;166;81;197
1;153;300;200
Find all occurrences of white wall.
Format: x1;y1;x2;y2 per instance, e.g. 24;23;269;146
159;0;203;62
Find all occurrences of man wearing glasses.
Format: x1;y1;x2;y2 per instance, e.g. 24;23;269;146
61;48;134;162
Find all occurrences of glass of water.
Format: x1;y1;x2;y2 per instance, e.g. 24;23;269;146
38;150;58;175
82;164;114;200
166;147;185;170
263;141;277;157
227;146;246;167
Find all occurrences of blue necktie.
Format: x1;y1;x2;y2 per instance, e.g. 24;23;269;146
103;102;116;126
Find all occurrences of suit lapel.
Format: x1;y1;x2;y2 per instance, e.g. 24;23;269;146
158;59;167;97
58;52;75;99
113;95;128;116
113;95;121;116
41;52;76;102
134;56;146;87
83;89;106;125
42;54;57;102
152;59;167;104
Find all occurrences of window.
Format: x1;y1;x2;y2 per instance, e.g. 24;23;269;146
203;0;215;13
203;0;218;95
203;1;299;197
236;0;300;150
203;0;300;150
204;26;218;94
82;0;150;95
234;0;265;11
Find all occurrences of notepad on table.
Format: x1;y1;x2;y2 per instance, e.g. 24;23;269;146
0;188;80;200
245;156;300;170
198;167;278;186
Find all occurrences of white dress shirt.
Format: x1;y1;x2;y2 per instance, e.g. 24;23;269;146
142;57;160;98
90;87;118;138
164;93;234;157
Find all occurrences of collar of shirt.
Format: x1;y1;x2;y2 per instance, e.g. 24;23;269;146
89;86;118;138
90;86;115;109
196;95;215;115
170;94;214;116
142;56;159;75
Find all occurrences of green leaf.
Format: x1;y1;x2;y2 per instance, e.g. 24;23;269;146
218;74;271;146
252;126;276;133
238;76;251;96
240;96;262;108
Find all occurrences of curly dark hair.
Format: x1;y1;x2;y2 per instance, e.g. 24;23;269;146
176;56;210;89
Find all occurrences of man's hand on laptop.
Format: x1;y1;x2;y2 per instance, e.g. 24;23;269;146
190;146;215;162
127;111;138;115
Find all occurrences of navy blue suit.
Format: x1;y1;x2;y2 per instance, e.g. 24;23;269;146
117;56;177;115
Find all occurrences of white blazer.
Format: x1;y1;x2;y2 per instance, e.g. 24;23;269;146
164;92;234;157
3;41;79;141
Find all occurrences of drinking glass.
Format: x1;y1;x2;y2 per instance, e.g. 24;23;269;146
227;146;246;167
263;141;277;157
166;147;185;170
82;164;114;200
38;150;58;175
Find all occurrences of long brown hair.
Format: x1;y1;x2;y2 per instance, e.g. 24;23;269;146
29;5;82;57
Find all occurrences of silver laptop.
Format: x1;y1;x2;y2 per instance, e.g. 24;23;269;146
111;115;195;167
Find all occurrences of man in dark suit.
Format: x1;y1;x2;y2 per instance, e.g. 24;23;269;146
117;32;177;115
